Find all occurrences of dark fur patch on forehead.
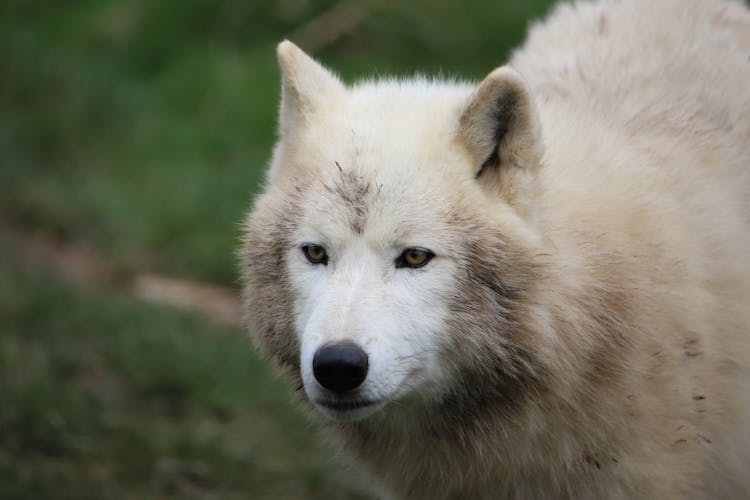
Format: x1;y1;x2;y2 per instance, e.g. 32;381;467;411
323;162;375;235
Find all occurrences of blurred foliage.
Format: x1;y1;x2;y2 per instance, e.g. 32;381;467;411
0;234;371;499
0;0;553;284
1;0;553;498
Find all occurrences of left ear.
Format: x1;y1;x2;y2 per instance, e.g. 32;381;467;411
459;66;543;194
277;40;344;137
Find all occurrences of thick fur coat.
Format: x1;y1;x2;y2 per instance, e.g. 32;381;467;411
240;0;750;498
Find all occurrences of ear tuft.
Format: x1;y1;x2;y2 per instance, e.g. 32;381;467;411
277;40;343;136
459;66;543;193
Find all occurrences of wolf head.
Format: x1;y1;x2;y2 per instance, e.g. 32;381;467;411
241;41;547;424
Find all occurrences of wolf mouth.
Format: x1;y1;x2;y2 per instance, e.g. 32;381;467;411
315;398;379;411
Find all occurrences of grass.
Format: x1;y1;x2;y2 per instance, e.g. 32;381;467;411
0;235;371;499
1;0;553;497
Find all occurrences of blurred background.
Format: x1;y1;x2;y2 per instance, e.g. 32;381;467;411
0;0;553;498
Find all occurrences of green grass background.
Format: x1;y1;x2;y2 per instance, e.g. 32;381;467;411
1;1;553;498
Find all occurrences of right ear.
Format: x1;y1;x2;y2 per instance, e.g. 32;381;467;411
458;66;543;195
277;40;344;137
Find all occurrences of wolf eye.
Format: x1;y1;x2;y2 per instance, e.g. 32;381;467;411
302;245;328;265
396;247;434;269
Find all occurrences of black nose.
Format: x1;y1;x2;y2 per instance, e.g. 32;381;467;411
312;343;369;393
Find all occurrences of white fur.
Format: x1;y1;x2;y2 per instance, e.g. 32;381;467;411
241;0;750;497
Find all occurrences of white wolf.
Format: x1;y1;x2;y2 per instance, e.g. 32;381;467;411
240;0;750;497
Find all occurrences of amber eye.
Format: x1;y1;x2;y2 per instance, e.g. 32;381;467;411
302;245;328;265
396;247;434;269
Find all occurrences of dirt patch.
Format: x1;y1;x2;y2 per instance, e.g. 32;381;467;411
2;213;242;326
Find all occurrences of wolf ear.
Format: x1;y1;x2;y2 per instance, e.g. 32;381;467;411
459;66;543;195
277;40;343;136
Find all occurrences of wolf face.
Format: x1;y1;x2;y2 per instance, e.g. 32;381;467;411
289;179;457;421
242;41;545;424
240;2;750;496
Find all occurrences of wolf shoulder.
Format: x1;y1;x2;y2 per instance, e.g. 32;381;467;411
511;0;750;157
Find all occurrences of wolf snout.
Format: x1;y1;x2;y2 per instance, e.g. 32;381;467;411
312;342;369;393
